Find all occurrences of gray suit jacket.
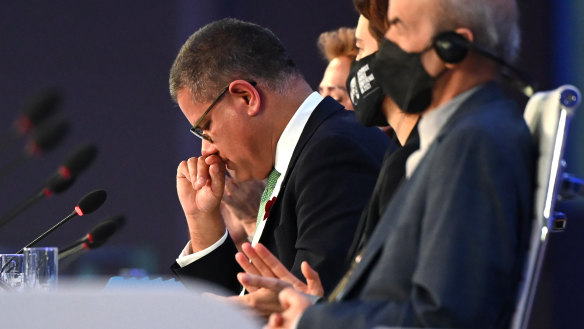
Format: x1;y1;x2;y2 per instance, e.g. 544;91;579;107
300;83;534;328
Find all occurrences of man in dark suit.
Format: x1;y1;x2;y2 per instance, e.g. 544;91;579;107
168;18;390;312
252;0;535;328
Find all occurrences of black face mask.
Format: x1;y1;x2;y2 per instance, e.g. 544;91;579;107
346;53;388;127
371;38;436;114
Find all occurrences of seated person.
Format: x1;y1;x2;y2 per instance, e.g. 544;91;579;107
168;18;390;315
317;27;357;110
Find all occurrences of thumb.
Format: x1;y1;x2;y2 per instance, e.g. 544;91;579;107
301;261;324;297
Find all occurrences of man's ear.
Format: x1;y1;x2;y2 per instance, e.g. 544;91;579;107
229;80;261;116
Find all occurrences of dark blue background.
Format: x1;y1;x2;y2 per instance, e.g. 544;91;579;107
0;1;581;328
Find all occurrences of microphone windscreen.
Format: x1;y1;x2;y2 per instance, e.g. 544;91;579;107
75;190;107;215
45;172;76;195
16;89;62;133
29;119;70;154
88;220;118;244
62;143;98;177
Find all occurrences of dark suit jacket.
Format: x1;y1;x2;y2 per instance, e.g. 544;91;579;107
346;124;420;264
171;96;391;295
300;83;535;328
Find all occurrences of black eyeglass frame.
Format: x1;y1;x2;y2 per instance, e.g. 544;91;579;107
190;80;256;143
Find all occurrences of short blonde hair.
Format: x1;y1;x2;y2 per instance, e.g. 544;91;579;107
317;27;358;63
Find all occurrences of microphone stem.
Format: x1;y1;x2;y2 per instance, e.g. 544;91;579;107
59;238;87;255
0;189;45;229
16;210;77;254
58;245;86;273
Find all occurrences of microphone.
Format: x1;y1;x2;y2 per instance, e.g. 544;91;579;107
0;172;76;229
15;189;107;254
0;143;97;229
26;118;70;156
59;215;125;259
0;118;70;184
0;89;62;152
58;143;98;180
58;215;125;272
14;89;63;135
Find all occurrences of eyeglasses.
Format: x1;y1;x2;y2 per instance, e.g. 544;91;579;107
190;81;256;143
190;85;229;143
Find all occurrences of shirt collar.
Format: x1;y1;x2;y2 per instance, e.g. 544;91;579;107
417;85;481;150
404;85;482;178
274;91;323;176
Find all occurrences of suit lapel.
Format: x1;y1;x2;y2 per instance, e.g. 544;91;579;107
258;96;343;243
278;96;343;190
435;82;501;141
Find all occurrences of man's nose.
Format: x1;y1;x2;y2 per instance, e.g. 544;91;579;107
201;138;218;156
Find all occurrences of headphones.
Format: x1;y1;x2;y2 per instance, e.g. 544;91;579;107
432;31;535;96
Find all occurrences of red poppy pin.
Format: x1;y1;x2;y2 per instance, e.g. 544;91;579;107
263;196;277;221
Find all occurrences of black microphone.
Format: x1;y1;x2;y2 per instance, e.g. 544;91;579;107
0;142;97;228
58;143;98;180
59;215;125;259
0;89;62;152
14;89;63;134
0;172;76;229
58;215;124;272
0;118;70;184
26;118;70;156
15;189;107;254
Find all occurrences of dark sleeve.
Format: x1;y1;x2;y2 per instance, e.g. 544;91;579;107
298;126;531;328
287;131;388;295
170;236;242;295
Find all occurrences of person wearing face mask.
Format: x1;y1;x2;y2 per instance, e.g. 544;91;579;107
350;13;396;137
337;0;422;269
241;0;535;328
317;27;358;110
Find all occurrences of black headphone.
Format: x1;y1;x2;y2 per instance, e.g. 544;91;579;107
432;31;535;96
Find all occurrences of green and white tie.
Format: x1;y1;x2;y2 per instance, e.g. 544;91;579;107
256;168;281;227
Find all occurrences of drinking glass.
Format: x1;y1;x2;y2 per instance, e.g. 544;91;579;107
23;247;58;291
0;254;25;291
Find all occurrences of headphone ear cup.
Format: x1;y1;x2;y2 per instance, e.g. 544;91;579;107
433;31;469;64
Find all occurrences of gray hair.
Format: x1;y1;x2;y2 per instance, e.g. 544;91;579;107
169;18;301;103
434;0;520;63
